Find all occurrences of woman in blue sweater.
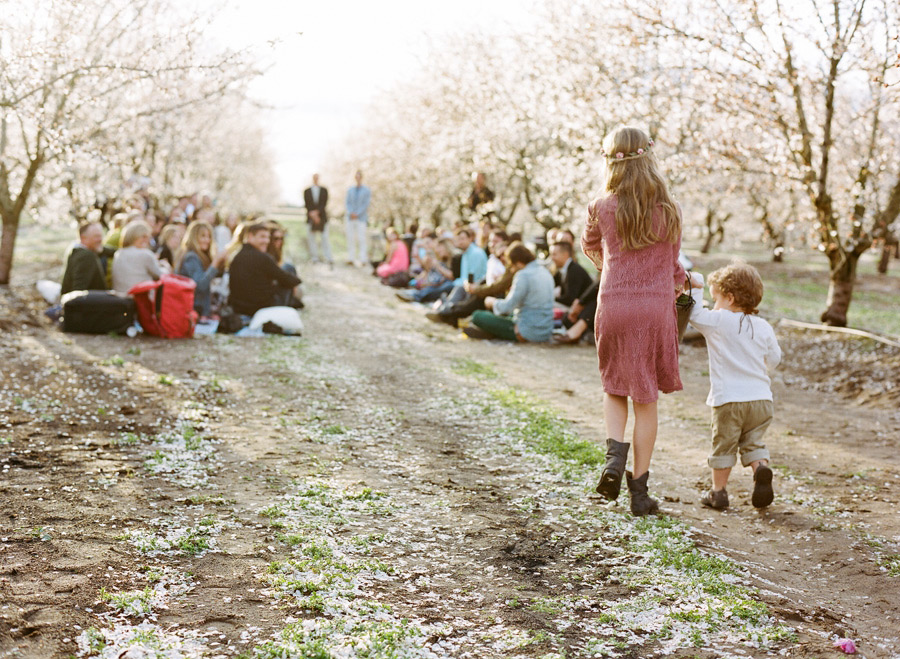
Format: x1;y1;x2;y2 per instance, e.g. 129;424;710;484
176;221;226;320
468;242;554;342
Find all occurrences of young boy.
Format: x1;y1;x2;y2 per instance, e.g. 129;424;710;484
688;262;782;510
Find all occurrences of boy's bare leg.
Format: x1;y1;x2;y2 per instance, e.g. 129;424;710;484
712;467;731;491
749;458;769;473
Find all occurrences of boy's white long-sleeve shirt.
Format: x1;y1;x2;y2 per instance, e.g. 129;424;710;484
689;276;782;407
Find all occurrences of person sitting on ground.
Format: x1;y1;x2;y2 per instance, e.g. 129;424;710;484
409;227;437;276
484;229;509;286
376;227;410;281
60;221;113;295
111;220;164;295
396;226;487;304
550;240;593;308
156;223;185;269
411;237;454;290
466;242;554;343
103;212;131;251
176;220;227;320
426;229;511;327
557;228;577;245
554;275;599;345
688;263;782;511
215;212;239;252
228;221;302;317
266;220;303;308
148;210;166;250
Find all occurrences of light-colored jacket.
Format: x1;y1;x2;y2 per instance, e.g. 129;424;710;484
493;260;555;342
345;185;371;224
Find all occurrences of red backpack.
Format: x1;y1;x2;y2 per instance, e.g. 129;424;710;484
129;274;198;339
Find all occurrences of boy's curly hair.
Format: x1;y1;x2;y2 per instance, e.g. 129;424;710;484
707;261;764;315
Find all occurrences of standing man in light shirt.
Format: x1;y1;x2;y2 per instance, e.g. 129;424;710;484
344;170;371;267
304;173;333;265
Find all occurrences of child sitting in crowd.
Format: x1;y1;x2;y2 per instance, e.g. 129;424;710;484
689;262;782;510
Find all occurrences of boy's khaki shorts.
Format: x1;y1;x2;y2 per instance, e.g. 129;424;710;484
709;400;773;469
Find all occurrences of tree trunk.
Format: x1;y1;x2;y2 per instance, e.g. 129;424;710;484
820;251;860;327
877;235;897;274
0;217;19;286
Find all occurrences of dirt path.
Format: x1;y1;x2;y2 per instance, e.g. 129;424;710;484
1;263;898;658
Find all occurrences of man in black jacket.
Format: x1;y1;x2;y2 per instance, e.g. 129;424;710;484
60;222;113;295
550;240;592;307
228;222;302;316
303;173;332;265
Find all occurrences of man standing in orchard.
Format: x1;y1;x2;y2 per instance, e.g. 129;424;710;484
344;170;371;267
304;173;333;266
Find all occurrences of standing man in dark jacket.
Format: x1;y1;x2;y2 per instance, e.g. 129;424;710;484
303;173;332;265
228;221;302;316
60;222;113;295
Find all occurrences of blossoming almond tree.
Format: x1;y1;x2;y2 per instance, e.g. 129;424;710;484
0;0;262;285
633;0;900;326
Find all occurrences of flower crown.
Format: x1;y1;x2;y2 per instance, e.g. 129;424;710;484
601;138;654;162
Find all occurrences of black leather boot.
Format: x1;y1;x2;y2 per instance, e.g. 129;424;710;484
626;470;659;516
595;439;630;501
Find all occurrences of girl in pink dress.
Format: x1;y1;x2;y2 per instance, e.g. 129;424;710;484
581;126;686;516
376;227;410;279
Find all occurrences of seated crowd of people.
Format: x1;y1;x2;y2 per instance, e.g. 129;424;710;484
58;190;303;333
382;220;599;345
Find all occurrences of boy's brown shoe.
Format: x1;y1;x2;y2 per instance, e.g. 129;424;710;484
752;465;774;508
700;488;729;510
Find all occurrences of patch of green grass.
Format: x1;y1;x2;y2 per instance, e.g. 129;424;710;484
877;553;900;577
175;531;210;556
158;374;175;386
322;424;347;435
490;389;605;468
528;596;564;615
181;425;202;450
101;355;125;367
82;627;106;654
99;585;154;615
451;357;500;379
187;494;233;506
260;505;286;518
111;432;142;446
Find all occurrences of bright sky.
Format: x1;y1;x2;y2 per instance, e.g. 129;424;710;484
205;0;534;204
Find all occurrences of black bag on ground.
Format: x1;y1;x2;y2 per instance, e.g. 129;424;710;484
61;290;135;334
383;270;410;288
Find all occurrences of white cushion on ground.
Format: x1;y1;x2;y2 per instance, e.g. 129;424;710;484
37;280;62;304
248;306;303;335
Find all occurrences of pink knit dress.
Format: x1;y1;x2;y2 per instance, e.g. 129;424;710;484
581;196;686;403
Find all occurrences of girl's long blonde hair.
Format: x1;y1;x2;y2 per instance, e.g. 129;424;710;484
175;221;216;271
603;126;680;251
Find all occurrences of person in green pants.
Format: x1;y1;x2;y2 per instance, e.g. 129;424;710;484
466;242;554;343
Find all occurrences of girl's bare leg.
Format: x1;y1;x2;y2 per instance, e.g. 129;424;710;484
603;393;628;442
631;400;658;478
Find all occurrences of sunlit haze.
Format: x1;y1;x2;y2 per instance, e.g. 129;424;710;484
202;0;535;205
